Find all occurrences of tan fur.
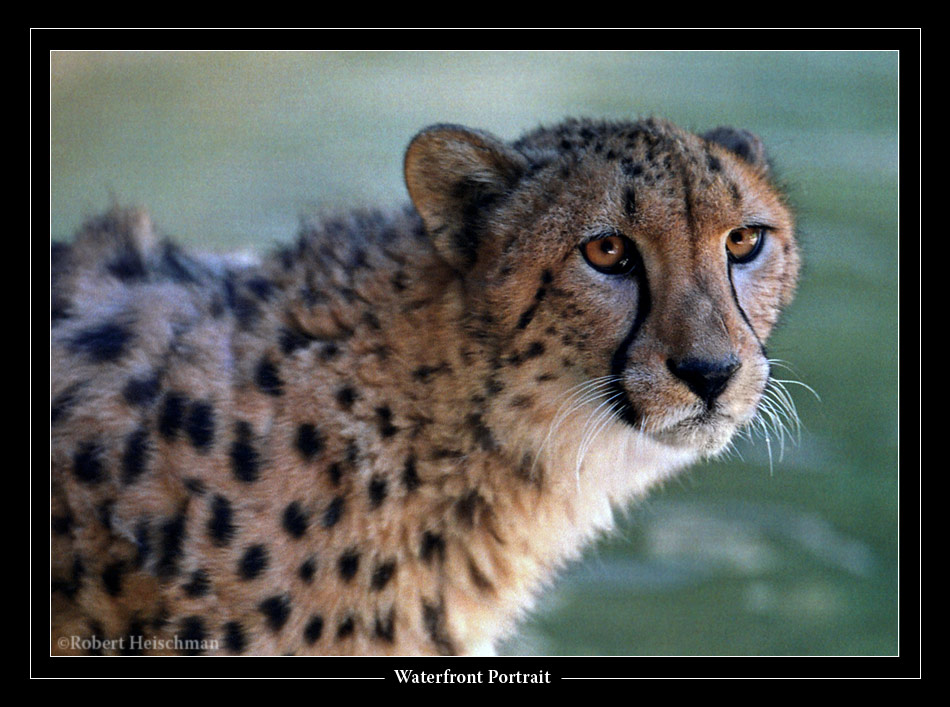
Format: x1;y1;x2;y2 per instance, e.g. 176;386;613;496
50;118;799;655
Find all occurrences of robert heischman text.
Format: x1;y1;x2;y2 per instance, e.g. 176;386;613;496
394;669;551;684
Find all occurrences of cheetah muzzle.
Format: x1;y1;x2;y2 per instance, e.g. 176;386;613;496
50;117;799;656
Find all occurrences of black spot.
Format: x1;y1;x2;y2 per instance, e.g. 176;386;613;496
295;423;324;461
258;594;291;632
524;341;546;359
51;556;85;599
371;560;396;591
303;615;324;644
184;478;206;495
420;531;445;565
160;243;200;284
455;490;483;529
156;513;187;578
122;372;161;407
255;358;283;396
422;599;455;656
621;159;643;179
150;606;170;631
729;180;742;205
516;452;544;488
101;561;124;596
208;495;236;546
282;501;308;538
183;569;211;597
51;297;71;325
375;406;398;437
73;441;105;484
299;557;317;583
278;326;317;355
466;413;497;451
468;558;495;592
322;496;345;528
338;549;360;582
106;250;147;281
432;447;465;460
69;322;132;363
516;305;538;330
345;440;359;465
97;500;114;531
180;616;207;655
121;620;146;656
412;363;447;383
336;615;355;639
185;401;215;451
326;462;344;486
509;395;533;408
246;277;274;301
368;477;388;509
318;342;339;361
121;427;151;484
51;383;83;425
223;621;247;654
390;271;409;291
362;311;382;331
238;544;269;580
85;619;104;655
402;455;421;492
50;240;70;269
230;421;260;483
51;512;73;535
374;609;395;643
158;392;187;439
335;385;358;409
228;285;260;330
134;520;151;568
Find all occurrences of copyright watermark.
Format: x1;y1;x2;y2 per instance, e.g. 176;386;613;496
57;634;219;653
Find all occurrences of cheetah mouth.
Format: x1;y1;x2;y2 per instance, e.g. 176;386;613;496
649;412;742;454
607;381;749;454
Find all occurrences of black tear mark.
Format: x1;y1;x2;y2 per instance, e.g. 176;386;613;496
608;260;652;427
624;185;637;217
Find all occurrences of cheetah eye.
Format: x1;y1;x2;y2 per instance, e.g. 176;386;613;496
726;226;766;264
581;233;638;275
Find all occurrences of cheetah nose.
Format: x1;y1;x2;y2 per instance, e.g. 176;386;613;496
666;355;740;405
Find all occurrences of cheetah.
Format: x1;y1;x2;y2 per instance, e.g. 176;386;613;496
49;117;799;656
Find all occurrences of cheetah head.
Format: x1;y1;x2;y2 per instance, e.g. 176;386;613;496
404;119;799;462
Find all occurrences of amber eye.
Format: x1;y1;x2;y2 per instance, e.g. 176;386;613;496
581;234;638;275
726;227;766;263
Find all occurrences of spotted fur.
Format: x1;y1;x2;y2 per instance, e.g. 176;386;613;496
50;117;799;655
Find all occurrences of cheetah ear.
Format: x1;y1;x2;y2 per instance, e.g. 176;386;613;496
404;124;527;270
702;126;770;172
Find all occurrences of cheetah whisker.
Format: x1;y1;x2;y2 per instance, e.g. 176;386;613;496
574;390;626;487
743;362;820;472
531;375;621;476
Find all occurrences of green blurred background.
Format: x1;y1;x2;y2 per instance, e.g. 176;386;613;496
49;50;900;656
